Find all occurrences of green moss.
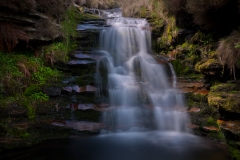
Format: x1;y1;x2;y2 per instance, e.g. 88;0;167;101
195;58;220;72
207;131;225;142
206;117;218;126
208;84;240;113
24;84;42;96
191;31;214;45
171;59;189;76
228;145;240;160
210;83;239;92
139;6;148;18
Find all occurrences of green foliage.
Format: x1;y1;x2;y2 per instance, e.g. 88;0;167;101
30;92;49;101
235;44;240;48
24;84;42;96
228;145;240;160
0;52;23;77
207;131;225;142
171;60;189;76
191;31;214;45
43;7;87;63
4;125;31;138
23;92;49;120
139;6;148;18
33;67;61;85
60;6;81;47
159;16;179;47
206;117;218;126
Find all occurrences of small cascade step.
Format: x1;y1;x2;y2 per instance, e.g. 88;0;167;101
68;59;96;65
66;103;97;111
77;18;107;31
71;52;102;61
62;85;98;94
177;81;209;95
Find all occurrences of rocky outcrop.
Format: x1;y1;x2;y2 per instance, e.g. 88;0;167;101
0;1;65;52
206;81;240;159
195;58;223;76
208;82;240;114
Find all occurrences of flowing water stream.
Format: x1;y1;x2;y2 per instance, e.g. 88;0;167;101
0;8;231;160
97;9;188;133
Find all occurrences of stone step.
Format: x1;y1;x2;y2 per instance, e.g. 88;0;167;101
70;52;102;61
188;107;201;113
218;120;240;136
62;85;98;94
66;103;97;111
68;59;96;65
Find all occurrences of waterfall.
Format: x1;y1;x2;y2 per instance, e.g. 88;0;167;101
97;9;189;133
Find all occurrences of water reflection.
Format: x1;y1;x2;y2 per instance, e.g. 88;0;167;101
0;131;231;160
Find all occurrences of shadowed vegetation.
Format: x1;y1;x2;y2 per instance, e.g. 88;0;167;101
216;30;240;80
0;22;29;52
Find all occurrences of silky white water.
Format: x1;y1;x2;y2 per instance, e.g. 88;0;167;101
96;9;189;133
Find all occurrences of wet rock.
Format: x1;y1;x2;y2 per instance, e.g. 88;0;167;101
186;123;199;129
180;88;197;93
43;86;61;97
8;107;27;118
194;89;209;95
63;85;98;94
72;52;102;61
188;107;201;113
177;82;205;89
177;79;208;95
68;60;96;65
203;126;220;132
218;120;240;137
62;86;73;94
66;103;97;110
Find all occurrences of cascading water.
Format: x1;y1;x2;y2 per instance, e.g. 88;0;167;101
97;9;189;133
0;9;231;160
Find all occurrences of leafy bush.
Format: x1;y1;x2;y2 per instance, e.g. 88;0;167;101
33;67;61;84
24;84;42;96
23;92;49;120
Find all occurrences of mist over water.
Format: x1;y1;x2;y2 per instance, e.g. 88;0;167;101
0;9;232;160
97;9;189;132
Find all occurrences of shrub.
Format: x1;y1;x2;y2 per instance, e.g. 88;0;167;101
0;22;29;52
32;66;61;85
24;84;42;96
216;30;240;80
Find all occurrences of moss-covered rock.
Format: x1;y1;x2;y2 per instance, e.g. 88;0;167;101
195;58;223;76
208;82;240;113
